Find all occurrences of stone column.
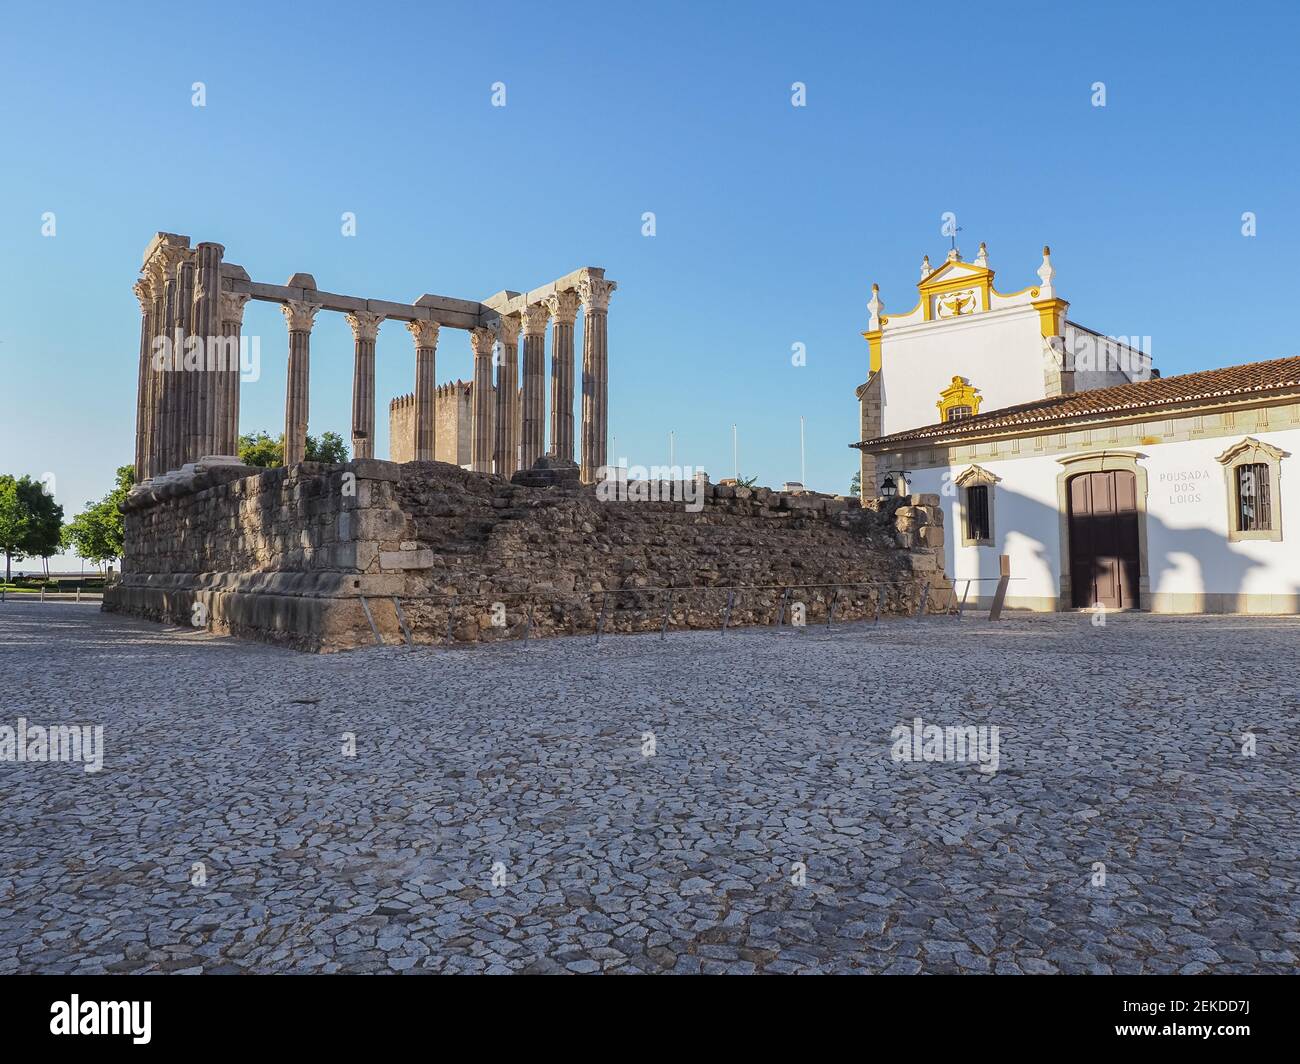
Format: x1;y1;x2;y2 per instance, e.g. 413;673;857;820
133;280;155;482
190;242;224;459
519;303;549;470
470;324;497;473
281;300;321;467
168;254;195;471
345;311;385;460
145;255;169;478
218;291;250;458
546;289;579;461
578;272;616;482
494;313;521;476
407;319;440;461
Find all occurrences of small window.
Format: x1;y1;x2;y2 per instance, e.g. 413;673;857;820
945;405;973;423
1217;437;1286;543
964;484;991;541
1236;462;1272;532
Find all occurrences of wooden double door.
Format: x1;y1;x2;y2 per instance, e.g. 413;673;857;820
1067;470;1141;610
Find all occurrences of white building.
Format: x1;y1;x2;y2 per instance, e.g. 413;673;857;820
854;244;1300;613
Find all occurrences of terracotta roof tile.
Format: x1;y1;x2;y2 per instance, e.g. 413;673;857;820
855;356;1300;449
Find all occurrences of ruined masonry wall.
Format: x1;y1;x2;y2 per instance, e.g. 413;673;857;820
105;459;950;652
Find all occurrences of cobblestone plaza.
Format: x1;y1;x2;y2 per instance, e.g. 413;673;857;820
1;604;1296;974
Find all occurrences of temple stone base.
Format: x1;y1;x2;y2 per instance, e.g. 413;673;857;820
105;460;951;652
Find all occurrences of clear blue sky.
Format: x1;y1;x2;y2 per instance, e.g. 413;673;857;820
3;0;1298;562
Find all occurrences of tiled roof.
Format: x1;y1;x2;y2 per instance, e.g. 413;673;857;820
855;356;1300;449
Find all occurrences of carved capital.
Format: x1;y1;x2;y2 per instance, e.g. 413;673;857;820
578;273;616;313
133;280;152;314
406;318;440;349
545;288;580;325
521;302;550;337
470;325;497;358
281;300;322;333
220;291;251;327
345;310;385;343
495;312;521;346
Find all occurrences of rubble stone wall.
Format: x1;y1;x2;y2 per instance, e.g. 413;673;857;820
105;459;950;652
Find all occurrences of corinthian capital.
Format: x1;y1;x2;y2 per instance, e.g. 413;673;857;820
495;313;521;346
521;302;550;337
281;300;322;333
577;272;617;313
406;318;440;348
220;291;251;327
345;310;385;343
545;288;580;325
470;325;497;358
133;279;152;313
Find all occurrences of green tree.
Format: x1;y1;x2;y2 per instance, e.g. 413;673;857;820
850;470;861;498
62;465;134;570
0;476;29;585
239;431;350;468
16;477;64;577
238;431;283;468
307;431;349;464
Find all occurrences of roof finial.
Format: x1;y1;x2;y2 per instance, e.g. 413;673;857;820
919;255;933;280
1037;244;1055;295
974;241;988;268
867;282;883;331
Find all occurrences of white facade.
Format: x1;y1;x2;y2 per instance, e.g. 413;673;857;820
856;244;1300;613
903;421;1300;612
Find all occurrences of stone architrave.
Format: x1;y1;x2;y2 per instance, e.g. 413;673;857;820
345;311;385;460
407;319;440;461
281;300;321;467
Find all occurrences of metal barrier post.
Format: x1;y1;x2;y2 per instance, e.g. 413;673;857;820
446;597;457;644
358;595;383;645
956;579;971;619
874;583;884;624
595;591;609;644
660;590;672;640
392;597;413;648
826;587;838;629
722;589;734;632
776;587;790;628
988;555;1012;622
914;581;929;619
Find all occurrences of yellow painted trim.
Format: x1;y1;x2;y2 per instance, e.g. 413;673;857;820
862;330;883;374
936;375;982;420
1031;296;1069;338
917;261;994;320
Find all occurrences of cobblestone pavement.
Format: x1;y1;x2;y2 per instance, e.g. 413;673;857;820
1;602;1297;974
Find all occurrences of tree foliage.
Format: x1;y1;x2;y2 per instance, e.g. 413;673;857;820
0;474;65;581
62;465;134;568
239;431;350;468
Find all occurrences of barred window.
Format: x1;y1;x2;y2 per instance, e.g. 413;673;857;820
965;484;991;542
945;405;973;423
1236;462;1272;532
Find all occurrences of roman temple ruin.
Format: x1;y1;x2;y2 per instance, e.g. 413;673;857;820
130;232;617;485
109;232;949;651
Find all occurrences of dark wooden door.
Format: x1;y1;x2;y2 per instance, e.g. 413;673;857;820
1068;470;1140;609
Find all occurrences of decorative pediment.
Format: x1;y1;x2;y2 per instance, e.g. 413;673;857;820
1215;436;1290;466
917;259;993;291
954;464;1001;487
937;376;982;420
